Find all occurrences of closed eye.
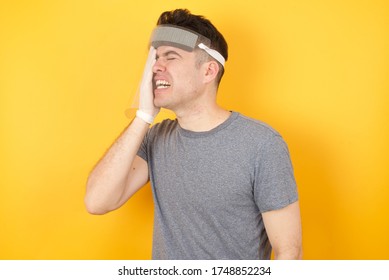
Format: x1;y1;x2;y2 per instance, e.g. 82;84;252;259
164;50;181;60
156;50;182;62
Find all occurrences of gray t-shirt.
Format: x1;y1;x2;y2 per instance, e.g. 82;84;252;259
137;112;298;259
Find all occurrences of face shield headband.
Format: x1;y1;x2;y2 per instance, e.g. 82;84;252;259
149;25;226;67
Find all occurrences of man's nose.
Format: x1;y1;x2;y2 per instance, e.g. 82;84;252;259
153;58;166;73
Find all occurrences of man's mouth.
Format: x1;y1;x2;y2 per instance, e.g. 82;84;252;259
155;80;171;89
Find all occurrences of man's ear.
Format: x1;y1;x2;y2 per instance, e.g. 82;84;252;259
203;60;219;84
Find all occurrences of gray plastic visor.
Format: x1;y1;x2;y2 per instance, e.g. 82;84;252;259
150;25;225;66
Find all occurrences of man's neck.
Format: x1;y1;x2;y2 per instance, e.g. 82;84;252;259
175;104;231;132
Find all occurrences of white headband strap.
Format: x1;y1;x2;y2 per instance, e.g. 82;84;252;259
197;43;225;66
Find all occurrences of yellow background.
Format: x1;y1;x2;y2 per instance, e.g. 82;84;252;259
1;0;388;259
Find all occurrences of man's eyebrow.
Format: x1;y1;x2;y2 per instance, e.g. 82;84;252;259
156;50;182;59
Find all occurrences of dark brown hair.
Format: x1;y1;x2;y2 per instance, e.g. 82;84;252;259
157;9;228;83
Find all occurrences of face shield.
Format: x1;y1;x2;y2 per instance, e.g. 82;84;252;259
150;25;225;66
125;25;225;119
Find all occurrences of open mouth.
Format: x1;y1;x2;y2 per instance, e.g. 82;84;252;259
155;80;171;89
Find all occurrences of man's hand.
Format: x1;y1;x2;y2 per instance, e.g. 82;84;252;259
138;46;160;118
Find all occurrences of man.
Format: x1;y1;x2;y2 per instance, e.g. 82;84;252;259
85;9;302;260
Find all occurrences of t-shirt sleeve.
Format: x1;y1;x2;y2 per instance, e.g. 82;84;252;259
254;134;298;213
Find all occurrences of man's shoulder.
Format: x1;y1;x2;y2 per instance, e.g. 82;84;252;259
233;112;281;139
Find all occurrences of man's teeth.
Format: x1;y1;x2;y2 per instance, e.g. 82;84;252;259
156;80;171;89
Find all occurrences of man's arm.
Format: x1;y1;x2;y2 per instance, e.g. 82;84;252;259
262;201;303;259
85;47;158;215
84;117;150;215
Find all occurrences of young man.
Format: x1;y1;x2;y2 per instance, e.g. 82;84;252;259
85;9;302;260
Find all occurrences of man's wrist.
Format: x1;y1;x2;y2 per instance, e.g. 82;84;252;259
136;110;155;124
